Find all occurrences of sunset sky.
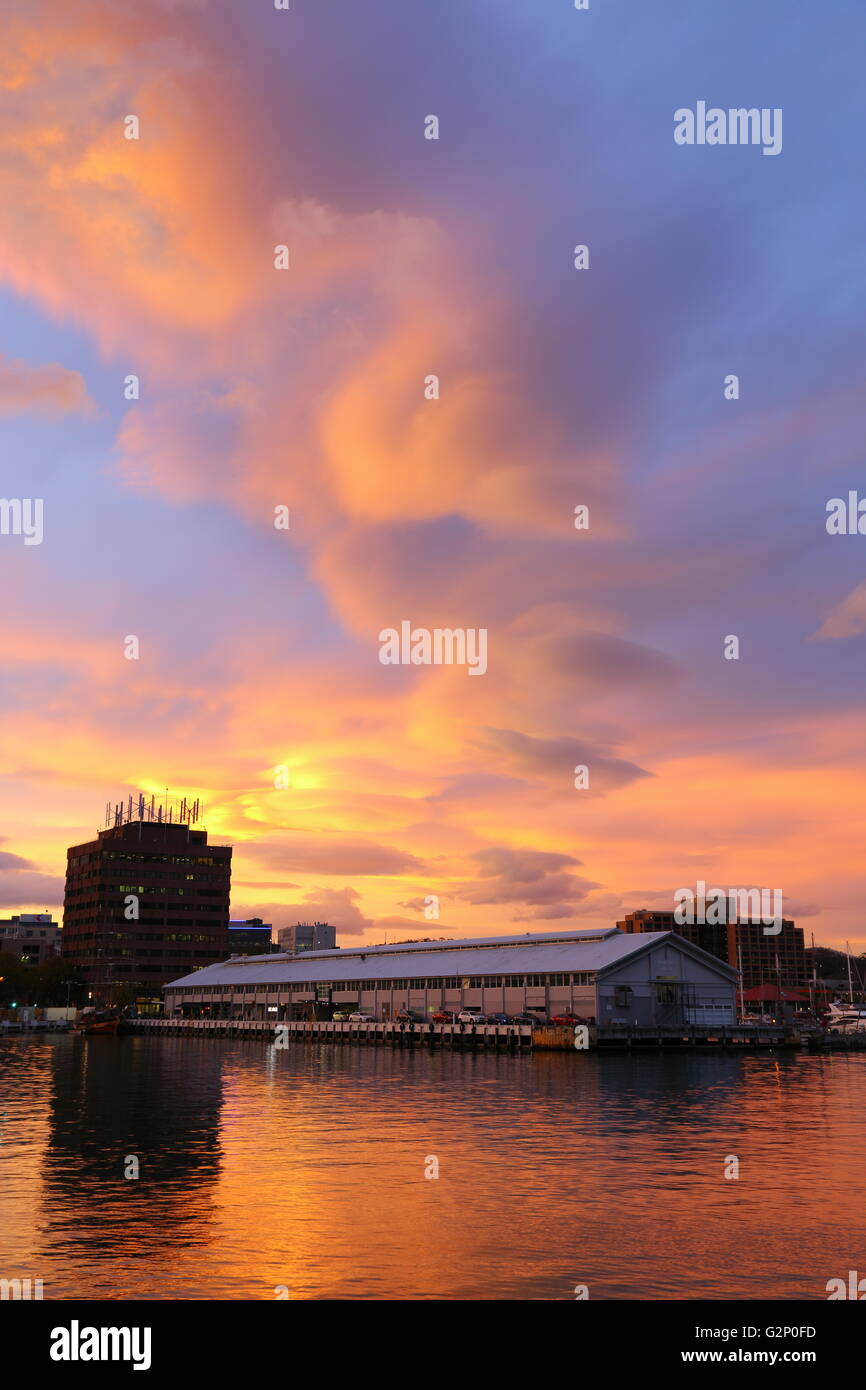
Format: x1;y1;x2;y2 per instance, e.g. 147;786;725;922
1;1;865;951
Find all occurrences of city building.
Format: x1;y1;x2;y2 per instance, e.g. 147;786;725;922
228;918;275;954
164;926;738;1025
63;801;231;1000
276;921;336;954
0;914;60;966
617;908;810;989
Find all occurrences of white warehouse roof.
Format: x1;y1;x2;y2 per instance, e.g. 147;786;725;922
166;926;736;990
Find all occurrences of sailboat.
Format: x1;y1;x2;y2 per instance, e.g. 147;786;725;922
825;942;866;1033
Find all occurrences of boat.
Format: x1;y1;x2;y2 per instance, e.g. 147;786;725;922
75;1008;121;1036
824;1002;866;1034
823;942;866;1033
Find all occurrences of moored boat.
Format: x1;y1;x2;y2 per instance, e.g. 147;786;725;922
75;1008;121;1036
824;1002;866;1034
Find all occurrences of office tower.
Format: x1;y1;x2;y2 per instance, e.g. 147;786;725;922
63;801;231;1001
276;921;336;954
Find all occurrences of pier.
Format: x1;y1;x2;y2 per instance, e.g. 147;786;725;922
126;1017;533;1049
114;1017;849;1051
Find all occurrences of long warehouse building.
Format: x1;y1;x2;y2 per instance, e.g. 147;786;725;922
164;926;738;1026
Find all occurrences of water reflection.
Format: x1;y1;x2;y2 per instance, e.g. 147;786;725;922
1;1036;864;1299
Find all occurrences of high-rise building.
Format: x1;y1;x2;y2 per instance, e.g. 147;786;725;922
0;913;60;965
277;921;336;954
63;814;231;1000
228;918;275;954
616;908;810;989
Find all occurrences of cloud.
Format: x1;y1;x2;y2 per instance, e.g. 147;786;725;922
814;582;866;640
0;354;95;416
0;848;35;870
372;915;459;936
0;870;64;909
232;887;374;938
242;835;425;877
1;0;865;955
478;728;652;792
453;846;599;918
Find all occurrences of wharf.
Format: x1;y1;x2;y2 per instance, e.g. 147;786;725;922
590;1023;790;1050
126;1017;532;1049
115;1017;851;1052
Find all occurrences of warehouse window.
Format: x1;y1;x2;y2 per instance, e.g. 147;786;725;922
614;986;632;1007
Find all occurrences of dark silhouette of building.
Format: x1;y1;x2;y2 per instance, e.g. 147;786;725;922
616;908;810;989
228;918;275;954
63;818;231;1001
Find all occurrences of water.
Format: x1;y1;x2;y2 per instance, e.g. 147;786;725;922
1;1034;863;1300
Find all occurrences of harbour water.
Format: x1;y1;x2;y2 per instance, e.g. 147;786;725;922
1;1034;864;1301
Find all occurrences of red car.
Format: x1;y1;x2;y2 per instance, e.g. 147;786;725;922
551;1012;581;1025
431;1010;455;1022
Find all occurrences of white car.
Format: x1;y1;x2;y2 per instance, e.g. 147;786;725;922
348;1012;375;1022
457;1009;486;1025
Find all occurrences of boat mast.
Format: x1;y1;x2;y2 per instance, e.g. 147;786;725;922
846;940;854;1006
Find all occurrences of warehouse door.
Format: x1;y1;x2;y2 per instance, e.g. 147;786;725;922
655;982;685;1025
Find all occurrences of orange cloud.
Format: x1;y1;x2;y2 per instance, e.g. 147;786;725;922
0;353;95;416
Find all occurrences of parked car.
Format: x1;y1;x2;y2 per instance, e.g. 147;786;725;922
510;1012;545;1026
394;1010;421;1023
347;1012;375;1022
431;1009;455;1023
550;1012;581;1026
331;1011;350;1021
486;1012;510;1025
457;1009;486;1025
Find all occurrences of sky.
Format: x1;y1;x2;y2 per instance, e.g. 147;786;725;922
1;0;865;951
